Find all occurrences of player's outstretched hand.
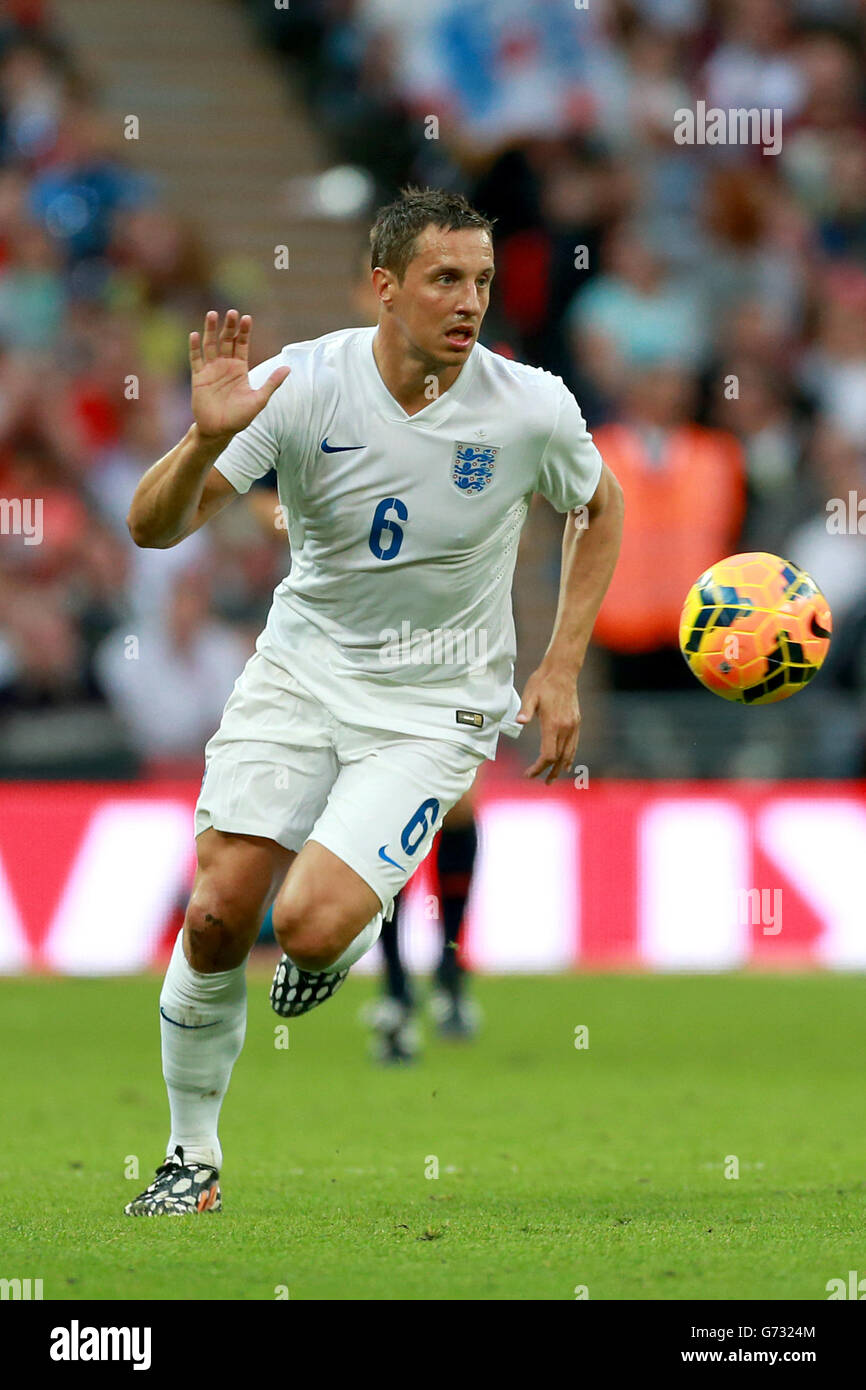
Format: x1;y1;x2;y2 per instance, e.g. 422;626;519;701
517;666;581;784
189;310;290;444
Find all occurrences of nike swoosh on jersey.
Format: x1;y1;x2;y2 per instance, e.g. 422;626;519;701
160;1006;221;1030
378;845;401;868
321;437;366;453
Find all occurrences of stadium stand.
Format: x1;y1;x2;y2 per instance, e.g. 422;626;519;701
0;0;864;778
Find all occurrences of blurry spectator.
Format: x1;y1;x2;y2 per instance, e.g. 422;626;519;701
701;0;805;120
824;590;866;774
696;168;806;340
29;102;154;265
88;380;186;537
88;385;216;626
785;424;866;625
95;571;250;765
625;22;693;147
799;266;866;445
781;32;864;220
714;296;793;376
0;433;89;582
814;140;866;261
711;361;805;550
471;138;626;377
567;220;706;410
66;518;131;657
110;206;212;375
0;35;65;166
0;216;64;348
791;29;861;137
0;342;37;436
591;364;745;687
37;306;138;473
0;586;103;711
0;166;29;261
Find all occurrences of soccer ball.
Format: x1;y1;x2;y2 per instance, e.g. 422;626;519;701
678;552;832;704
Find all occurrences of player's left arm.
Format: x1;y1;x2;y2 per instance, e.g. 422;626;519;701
517;462;624;783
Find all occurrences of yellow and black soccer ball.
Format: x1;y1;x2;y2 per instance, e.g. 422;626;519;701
678;552;832;704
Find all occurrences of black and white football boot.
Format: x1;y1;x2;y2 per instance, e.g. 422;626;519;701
269;956;348;1018
124;1146;221;1216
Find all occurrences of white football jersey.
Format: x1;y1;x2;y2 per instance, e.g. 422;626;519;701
214;327;602;759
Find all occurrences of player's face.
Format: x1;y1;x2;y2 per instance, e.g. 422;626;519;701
384;226;494;365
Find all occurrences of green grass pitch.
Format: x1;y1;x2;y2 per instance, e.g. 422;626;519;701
0;969;863;1301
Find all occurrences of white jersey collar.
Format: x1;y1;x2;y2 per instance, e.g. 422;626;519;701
358;327;479;425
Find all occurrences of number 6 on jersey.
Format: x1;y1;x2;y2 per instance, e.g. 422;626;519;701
368;496;408;560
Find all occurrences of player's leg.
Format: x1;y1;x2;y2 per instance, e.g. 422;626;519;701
367;891;421;1065
269;728;484;1021
268;838;389;1016
126;650;338;1214
380;894;413;1009
431;785;481;1039
161;829;292;1155
126;828;292;1215
271;839;381;969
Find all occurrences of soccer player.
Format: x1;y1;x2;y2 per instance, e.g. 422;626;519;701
123;188;623;1215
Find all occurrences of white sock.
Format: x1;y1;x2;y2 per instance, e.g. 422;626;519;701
319;910;384;972
159;930;247;1171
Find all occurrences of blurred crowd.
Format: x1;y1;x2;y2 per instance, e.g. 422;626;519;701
250;0;866;773
0;1;293;776
0;0;864;778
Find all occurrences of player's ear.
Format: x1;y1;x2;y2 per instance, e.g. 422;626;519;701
372;266;395;307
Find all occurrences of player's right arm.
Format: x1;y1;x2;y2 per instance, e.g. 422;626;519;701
126;310;290;549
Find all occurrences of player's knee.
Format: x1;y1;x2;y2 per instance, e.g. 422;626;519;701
271;898;349;972
184;890;258;970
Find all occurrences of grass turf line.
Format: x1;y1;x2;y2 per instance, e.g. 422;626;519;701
0;972;863;1301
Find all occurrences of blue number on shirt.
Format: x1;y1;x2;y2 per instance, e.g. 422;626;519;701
368;496;408;561
401;798;440;856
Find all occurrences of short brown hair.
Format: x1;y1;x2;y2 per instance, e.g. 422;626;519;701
369;186;494;282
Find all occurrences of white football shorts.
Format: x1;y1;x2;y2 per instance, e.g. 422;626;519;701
194;650;483;910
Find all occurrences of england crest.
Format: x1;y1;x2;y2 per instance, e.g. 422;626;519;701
452;441;499;495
